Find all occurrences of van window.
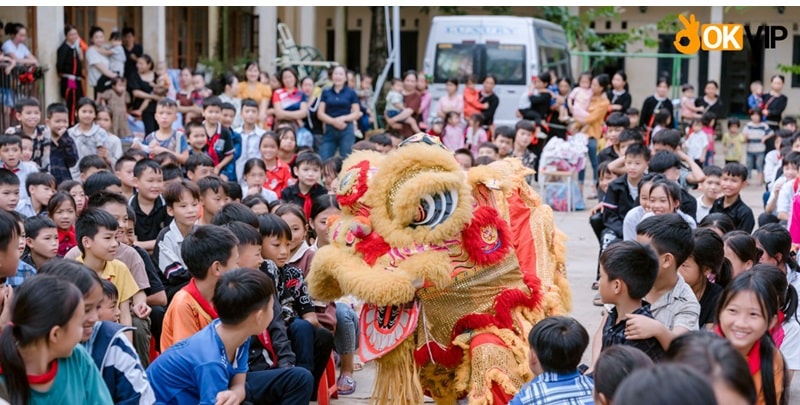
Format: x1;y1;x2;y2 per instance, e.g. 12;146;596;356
433;43;526;85
539;46;570;80
434;43;477;83
485;44;525;85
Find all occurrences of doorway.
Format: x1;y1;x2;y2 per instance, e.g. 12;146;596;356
721;27;764;118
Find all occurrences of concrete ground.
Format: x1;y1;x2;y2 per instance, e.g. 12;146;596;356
325;178;800;404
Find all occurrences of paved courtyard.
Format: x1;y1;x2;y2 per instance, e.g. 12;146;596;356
326;179;800;404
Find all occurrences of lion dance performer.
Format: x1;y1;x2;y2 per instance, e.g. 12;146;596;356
308;134;570;404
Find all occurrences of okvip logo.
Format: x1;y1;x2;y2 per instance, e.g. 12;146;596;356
674;14;788;54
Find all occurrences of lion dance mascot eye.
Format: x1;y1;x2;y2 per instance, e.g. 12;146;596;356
308;134;571;404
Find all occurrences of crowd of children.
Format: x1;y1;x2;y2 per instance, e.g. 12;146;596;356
0;60;799;404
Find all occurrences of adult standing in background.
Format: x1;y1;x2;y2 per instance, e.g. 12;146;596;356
607;71;631;114
85;26;118;95
479;74;500;130
122;27;142;81
2;22;38;66
437;77;463;120
238;61;272;128
417;72;432;129
57;24;84;126
761;74;788;154
128;54;160;135
576;73;611;197
317;65;361;160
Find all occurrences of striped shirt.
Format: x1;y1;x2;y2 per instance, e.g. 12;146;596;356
509;371;594;405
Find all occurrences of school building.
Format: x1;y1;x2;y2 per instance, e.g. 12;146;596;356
2;6;800;118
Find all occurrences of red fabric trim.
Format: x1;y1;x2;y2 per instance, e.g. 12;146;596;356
506;192;544;292
355;233;391;266
336;160;371;207
461;206;511;267
183;279;218;319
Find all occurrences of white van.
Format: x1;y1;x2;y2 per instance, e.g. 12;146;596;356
422;16;572;128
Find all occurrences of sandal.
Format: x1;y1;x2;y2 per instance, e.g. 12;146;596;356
591;281;599;290
337;375;357;395
593;293;603;307
353;361;364;372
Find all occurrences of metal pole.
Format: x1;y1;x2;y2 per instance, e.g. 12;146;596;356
392;6;401;78
384;6;392;58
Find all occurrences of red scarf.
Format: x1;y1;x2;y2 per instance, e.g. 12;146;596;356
297;188;314;220
1;163;19;173
57;227;77;257
715;324;762;375
206;124;223;165
183;279;218;319
256;329;278;367
770;311;786;347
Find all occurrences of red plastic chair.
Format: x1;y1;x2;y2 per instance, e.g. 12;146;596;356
316;353;339;405
148;336;160;363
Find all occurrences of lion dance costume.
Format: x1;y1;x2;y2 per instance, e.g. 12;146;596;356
308;134;571;404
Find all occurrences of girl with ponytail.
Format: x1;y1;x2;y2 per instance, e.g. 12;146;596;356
0;275;111;404
679;228;731;328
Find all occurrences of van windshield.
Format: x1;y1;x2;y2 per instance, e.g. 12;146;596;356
433;43;526;85
539;46;571;80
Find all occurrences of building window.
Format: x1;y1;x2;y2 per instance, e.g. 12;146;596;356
792;35;800;88
656;34;688;84
64;6;97;42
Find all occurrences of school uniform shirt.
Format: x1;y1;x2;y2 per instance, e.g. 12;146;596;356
602;174;640;237
15;197;46;218
204;122;234;167
0;344;112;404
234;125;266;181
743;122;771;154
144;130;188;157
776;178;797;216
685;130;710;161
241;184;278;203
160;279;216;351
259;260;315;325
508;370;594;405
709;195;755;233
280;183;328;220
129;193;171;243
83;321;156;405
650;274;700;332
779;314;800;371
602;302;665;361
0;160;38;200
148;319;249;405
264;159;293;197
66;243;151;291
75;257;140;306
157;221;192;277
695;195;714;223
68;123;111;180
47;128;79;186
6;257;36;289
596;146;619;166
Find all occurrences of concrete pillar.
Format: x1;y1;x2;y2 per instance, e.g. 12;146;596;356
299;7;315;48
141;6;166;63
256;6;278;72
36;6;64;107
707;6;723;84
208;6;219;59
334;6;346;64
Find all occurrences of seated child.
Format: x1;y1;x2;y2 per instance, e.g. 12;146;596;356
594;241;664;362
280;153;327;220
21;216;58;270
257;214;334;390
597;112;629;165
155;180;200;281
709;162;755;233
38;259;155;404
631;214;700;350
492;126;514;158
509;316;594;405
592;346;653;405
680;229;727;329
696;166;722;222
477;142;499;160
160;224;240;349
15;172;56;218
197;175;229;226
147;268;276;404
384;78;420;133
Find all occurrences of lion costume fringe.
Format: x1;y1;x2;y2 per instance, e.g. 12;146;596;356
308;134;570;404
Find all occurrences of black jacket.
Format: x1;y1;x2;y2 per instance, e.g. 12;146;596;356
602;174;640;237
679;188;698;221
640;96;674;133
710;195;755;233
248;297;296;370
607;90;632;112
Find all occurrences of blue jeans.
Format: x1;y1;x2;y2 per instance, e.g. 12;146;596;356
287;317;335;392
334;302;359;355
579;137;599;184
320;123;355;160
245;367;314;405
746;151;765;178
